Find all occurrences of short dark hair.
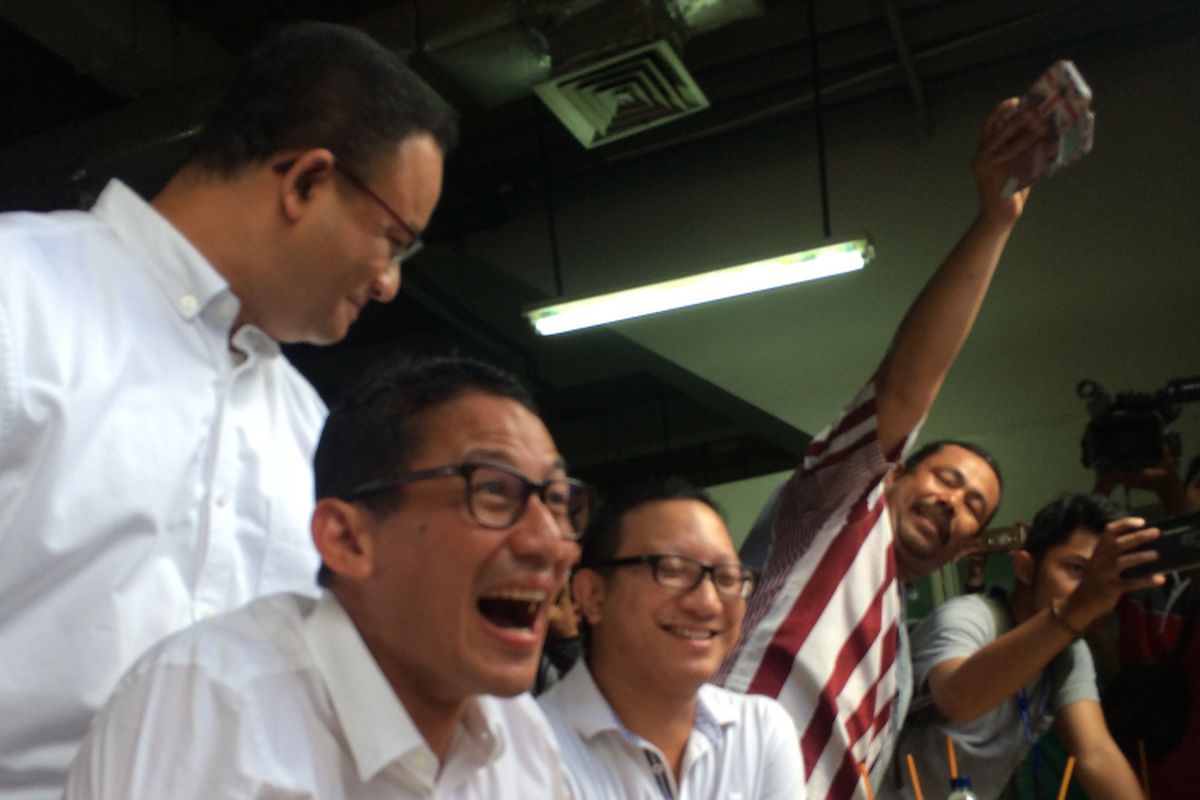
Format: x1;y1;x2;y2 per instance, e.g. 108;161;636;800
187;22;457;177
1023;493;1122;563
313;354;538;585
904;438;1004;528
579;477;722;569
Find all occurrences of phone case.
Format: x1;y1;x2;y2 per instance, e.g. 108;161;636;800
1001;60;1095;197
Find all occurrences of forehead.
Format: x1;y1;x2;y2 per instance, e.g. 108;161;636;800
1042;527;1101;560
370;133;444;221
411;391;559;470
616;499;736;558
915;445;1001;505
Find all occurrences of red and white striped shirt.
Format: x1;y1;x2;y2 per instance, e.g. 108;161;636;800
718;381;919;800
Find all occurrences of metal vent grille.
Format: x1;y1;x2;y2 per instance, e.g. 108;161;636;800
535;40;709;149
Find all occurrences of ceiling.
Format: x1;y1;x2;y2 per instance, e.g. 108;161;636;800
2;0;1197;505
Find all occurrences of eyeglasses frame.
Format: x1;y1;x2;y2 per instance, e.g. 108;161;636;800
344;462;590;541
587;553;757;599
271;154;425;267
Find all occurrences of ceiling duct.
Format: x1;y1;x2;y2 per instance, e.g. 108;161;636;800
532;0;716;147
535;39;708;148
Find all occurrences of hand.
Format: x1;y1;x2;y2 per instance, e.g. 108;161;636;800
1061;517;1165;628
971;98;1046;227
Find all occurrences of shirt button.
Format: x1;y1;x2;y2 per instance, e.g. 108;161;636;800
179;294;198;315
196;602;217;620
214;492;229;509
411;752;432;772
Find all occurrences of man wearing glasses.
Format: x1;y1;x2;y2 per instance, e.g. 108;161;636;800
0;22;455;799
538;478;803;798
66;355;586;798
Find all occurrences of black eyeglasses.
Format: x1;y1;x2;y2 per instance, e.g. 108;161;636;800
345;463;591;541
589;554;756;599
272;156;424;267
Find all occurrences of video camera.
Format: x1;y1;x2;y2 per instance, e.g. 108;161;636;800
1078;376;1200;471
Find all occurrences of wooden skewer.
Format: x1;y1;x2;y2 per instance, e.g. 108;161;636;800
906;753;925;800
946;736;959;780
1056;755;1076;800
858;762;876;800
1137;739;1150;800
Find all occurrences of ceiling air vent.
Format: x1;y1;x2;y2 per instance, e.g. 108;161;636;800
534;39;709;149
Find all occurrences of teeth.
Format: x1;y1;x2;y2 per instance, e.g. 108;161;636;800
483;589;547;603
668;627;716;640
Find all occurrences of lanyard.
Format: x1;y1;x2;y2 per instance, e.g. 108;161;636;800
1016;686;1050;799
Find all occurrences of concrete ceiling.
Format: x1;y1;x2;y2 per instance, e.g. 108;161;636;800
2;0;1197;514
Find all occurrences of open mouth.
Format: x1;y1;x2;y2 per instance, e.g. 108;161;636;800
477;589;546;631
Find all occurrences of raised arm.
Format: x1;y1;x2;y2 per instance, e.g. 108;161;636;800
925;517;1163;723
875;99;1043;454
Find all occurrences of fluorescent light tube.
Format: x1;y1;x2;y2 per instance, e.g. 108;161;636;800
524;237;873;336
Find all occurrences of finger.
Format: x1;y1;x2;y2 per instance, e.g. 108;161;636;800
981;97;1021;142
1114;545;1160;573
1105;517;1148;538
1113;526;1161;552
979;114;1045;164
1120;572;1168;592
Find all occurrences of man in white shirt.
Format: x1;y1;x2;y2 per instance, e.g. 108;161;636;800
539;478;803;799
65;355;586;799
0;23;455;799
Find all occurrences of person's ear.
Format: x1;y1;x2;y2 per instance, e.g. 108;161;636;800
276;148;336;221
571;568;606;627
1011;548;1036;587
312;497;375;582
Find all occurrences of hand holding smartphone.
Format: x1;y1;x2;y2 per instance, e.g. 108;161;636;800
1001;59;1095;197
1122;511;1200;578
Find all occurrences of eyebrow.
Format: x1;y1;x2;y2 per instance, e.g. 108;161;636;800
937;466;990;518
462;448;566;474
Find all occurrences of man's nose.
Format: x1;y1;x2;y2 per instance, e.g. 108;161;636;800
370;262;401;303
509;494;574;565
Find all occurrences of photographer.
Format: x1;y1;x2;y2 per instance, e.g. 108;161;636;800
883;494;1155;800
1094;453;1200;797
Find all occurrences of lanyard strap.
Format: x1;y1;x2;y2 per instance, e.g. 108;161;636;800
1016;687;1051;799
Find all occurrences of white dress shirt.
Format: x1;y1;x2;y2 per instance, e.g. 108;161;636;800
64;592;569;799
0;180;326;800
538;661;804;799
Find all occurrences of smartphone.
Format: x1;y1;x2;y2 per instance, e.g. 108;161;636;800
1001;60;1095;197
1122;511;1200;578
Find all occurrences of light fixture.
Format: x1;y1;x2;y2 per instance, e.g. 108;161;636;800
524;237;873;336
525;0;866;338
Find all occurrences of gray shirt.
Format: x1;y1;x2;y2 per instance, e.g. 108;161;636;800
880;594;1098;800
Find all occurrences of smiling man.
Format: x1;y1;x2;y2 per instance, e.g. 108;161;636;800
0;22;456;799
882;494;1156;799
720;98;1047;799
538;479;803;799
64;356;586;799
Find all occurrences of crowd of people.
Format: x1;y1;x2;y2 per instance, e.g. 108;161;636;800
0;20;1189;800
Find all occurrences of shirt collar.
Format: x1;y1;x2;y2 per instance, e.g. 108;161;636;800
558;661;736;748
301;592;506;786
91;179;277;356
302;592;429;783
